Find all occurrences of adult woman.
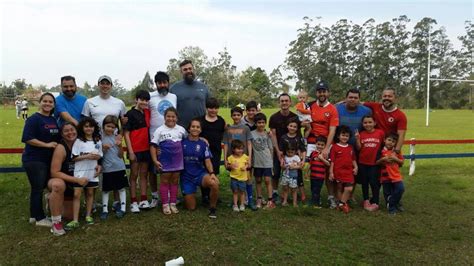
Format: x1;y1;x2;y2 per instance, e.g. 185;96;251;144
48;122;89;236
21;92;59;227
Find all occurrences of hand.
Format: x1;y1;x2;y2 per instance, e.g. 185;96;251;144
47;142;58;149
317;154;325;161
329;173;335;181
354;129;360;139
154;161;162;170
128;151;136;162
76;177;89;186
94;165;102;177
115;134;123;146
209;174;220;185
322;147;330;159
353;167;358;175
102;143;112;152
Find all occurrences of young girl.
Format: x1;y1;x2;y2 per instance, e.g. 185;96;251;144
355;115;385;211
150;107;186;215
281;144;302;207
67;117;102;229
101;115;129;219
227;139;249;212
329;125;358;213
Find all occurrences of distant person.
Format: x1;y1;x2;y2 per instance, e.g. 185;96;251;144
15;97;22;119
21;98;29;120
21;92;59;227
54;75;87;127
170;59;210;128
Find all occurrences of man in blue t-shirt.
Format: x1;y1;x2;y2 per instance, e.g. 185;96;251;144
170;60;210;129
336;87;372;146
54;75;87;127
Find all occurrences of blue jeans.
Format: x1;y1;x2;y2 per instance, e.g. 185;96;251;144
23;161;49;220
310;179;324;205
383;181;405;213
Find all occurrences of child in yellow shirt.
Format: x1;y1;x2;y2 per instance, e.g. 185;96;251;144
227;139;249;212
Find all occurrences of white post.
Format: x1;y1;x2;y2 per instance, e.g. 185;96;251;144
426;30;431;127
409;138;416;176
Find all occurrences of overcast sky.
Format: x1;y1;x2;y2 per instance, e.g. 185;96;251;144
1;0;472;89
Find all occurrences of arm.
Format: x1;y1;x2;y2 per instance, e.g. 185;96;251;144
352;160;358;175
395;129;406;153
329;162;335;181
246;140;252;168
355;130;361;150
72;153;101;162
123;130;136;162
25;139;57;149
50;145;88;186
150;144;162;170
223;143;229;169
270;128;283;161
318;154;331;167
322;126;337;158
59;112;79;126
204;158;219;184
390;153;404;166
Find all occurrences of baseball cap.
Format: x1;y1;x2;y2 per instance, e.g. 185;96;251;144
98;75;113;85
316;80;329;90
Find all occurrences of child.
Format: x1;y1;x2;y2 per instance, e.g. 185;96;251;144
295;90;312;123
355;115;385;211
281;144;302;207
101;115;129;219
377;133;405;215
241;100;258;131
227;139;249;212
223;107;256;210
309;136;330;208
329;125;358;213
67;117;102;229
251;113;275;209
150;107;186;215
124;90;151;213
279;117;307;204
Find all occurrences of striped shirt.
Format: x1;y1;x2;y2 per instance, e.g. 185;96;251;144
310;150;327;180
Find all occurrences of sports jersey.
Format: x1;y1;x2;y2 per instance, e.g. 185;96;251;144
228;154;249;181
310;150;327;180
182;138;211;178
336;103;372;145
223;124;252;157
309;101;339;143
329;143;355;183
72;139;103;182
102;134;126;173
150;124;186;172
358;129;385;165
251;130;273;168
124;107;150;152
148;91;177;135
81;95;126;130
363;102;407;135
379;148;404;183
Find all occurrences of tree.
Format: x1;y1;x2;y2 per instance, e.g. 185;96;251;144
204;47;237;107
166;46;210;84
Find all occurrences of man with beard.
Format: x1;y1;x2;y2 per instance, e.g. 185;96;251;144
336;87;371;146
54;75;87;127
148;71;177;208
363;88;407;153
170;60;210;129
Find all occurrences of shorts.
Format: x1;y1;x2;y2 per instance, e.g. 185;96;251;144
102;170;129;192
129;151;151;163
72;180;99;189
230;178;246;192
253;167;272;178
181;172;206;195
281;174;298;189
336;181;354;187
64;182;75;198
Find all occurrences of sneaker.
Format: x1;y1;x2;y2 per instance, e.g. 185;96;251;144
264;201;276;209
65;221;80;231
341;203;350;214
35;218;52;227
51;222;66;236
261;198;267;205
396;203;405;212
239;204;245;212
130;202;140;213
208;208;217;219
100;212;108;220
170;203;179;214
112;201;120;212
115;210;125;219
150;198;159;208
29;218;36;224
85;216;94;225
248;202;258;211
328;197;337;209
162;204;171;215
139;200;150;209
362;200;371;211
272;192;280;204
369;203;379;211
256;198;262;209
233;205;239;212
281;201;289;207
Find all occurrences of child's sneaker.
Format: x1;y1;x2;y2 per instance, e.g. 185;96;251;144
281;201;289;207
256;198;262;209
261;198;267;205
115;210;125;219
112;201;120;212
239;204;245;212
162;204;171;215
248;201;258;211
362;200;371;211
208;208;217;219
139;200;150;209
85;216;94;225
170;203;179;214
341;203;350;214
232;205;240;212
328;197;337;209
29;218;36;224
150;198;159;208
369;203;379;211
396;203;405;212
35;218;52;227
130;202;140;213
100;212;108;220
264;201;276;209
51;222;66;236
65;221;79;231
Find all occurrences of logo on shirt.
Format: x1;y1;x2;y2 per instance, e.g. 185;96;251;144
158;100;173;116
388;117;394;123
324;112;330;117
196;144;201;152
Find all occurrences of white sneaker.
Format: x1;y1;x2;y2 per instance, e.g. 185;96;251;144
232;205;240;212
29;218;36;224
139;200;150;209
239;204;245;212
162;204;171;215
150;198;159;208
170;203;179;214
35;218;52;227
130;202;140;213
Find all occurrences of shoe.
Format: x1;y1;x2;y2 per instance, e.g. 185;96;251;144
388;209;397;215
85;216;94;225
51;222;66;236
162;204;171;215
139;200;150;209
396;203;405;212
112;201;120;212
272;192;280;204
264;201;276;209
115;210;125;219
369;203;379;211
362;200;371;211
248;202;258;211
100;212;108;220
256;198;262;209
170;203;179;214
65;221;80;231
35;218;52;227
29;218;36;224
328;197;337;209
337;202;344;211
233;205;239;212
130;202;140;213
281;202;289;207
208;208;217;219
239;204;245;212
261;198;267;205
150;198;159;208
341;203;350;214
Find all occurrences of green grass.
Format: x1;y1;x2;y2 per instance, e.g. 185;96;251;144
0;106;473;264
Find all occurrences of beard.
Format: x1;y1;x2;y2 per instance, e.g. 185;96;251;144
158;88;168;96
63;90;75;98
383;99;394;108
184;73;195;84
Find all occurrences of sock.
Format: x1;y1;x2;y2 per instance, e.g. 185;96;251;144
151;191;159;199
140;194;148;202
51;215;61;224
160;184;169;205
102;192;109;213
246;184;254;204
169;184;178;204
119;189;127;212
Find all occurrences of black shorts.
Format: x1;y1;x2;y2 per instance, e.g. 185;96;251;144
72;180;99;188
64;181;75;198
102;170;129;192
129;151;151;163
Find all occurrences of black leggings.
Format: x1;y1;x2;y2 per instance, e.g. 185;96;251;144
358;164;380;204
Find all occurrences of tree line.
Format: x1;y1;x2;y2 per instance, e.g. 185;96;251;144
1;16;472;109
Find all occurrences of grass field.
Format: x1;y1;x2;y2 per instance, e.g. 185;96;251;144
0;106;473;264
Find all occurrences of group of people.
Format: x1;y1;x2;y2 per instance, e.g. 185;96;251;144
15;97;29;120
21;59;408;237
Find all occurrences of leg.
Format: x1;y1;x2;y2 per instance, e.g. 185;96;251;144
202;174;219;209
255;176;263;200
139;162;149;203
160;173;171;206
85;187;95;216
341;185;353;203
335;182;343;202
129;162;139;204
232;191;239;207
292;188;298;207
264;176;273;201
368;166;381;205
297;170;306;202
24;161;49;221
389;182;405;213
47;178;65;217
184;194;197;210
72;188;82;222
282;185;289;205
272;153;281;200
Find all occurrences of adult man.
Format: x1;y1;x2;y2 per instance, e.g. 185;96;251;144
363;88;407;153
307;81;339;208
336;87;371;146
148;71;177;208
269;93;298;202
170;60;210;128
55;75;87;127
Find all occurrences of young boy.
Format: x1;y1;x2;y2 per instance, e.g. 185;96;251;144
228;139;249;212
224;106;256;210
124;90;151;213
377;133;405;215
309;136;330;208
241;100;258;131
251;113;275;209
